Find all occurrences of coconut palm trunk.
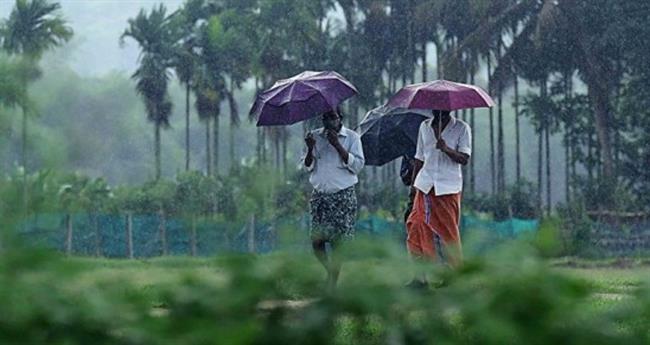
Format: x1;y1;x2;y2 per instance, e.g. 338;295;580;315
514;75;521;182
421;41;427;82
206;119;212;175
213;113;220;176
185;84;191;171
545;121;551;215
155;123;161;180
487;54;495;194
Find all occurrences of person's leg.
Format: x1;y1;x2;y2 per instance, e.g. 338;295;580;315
310;191;332;283
412;228;435;286
442;240;463;268
327;187;357;291
429;193;463;268
405;191;437;286
312;239;328;270
327;241;342;291
312;238;338;290
407;191;437;259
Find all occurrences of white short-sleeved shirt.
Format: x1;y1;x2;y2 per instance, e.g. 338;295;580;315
302;126;365;193
413;116;472;196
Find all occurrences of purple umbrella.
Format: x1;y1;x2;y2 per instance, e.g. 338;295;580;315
386;79;495;111
251;71;358;126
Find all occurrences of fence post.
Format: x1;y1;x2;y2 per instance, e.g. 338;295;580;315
248;214;256;253
126;212;134;259
94;213;102;257
159;208;167;256
190;215;197;257
65;213;73;256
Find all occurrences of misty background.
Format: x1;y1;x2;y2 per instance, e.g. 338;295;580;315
0;0;565;204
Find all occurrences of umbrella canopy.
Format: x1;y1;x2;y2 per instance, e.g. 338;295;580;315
386;79;495;111
358;106;432;166
251;71;358;126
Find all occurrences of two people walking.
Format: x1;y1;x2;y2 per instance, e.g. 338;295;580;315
303;108;471;289
252;72;488;290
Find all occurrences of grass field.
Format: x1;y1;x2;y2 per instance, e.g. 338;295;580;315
3;245;650;344
64;254;650;308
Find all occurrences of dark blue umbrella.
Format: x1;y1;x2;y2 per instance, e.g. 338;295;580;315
357;106;432;166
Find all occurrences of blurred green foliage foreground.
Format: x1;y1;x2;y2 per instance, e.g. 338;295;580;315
1;234;649;345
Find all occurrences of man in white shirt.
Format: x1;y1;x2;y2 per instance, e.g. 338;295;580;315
406;109;471;284
303;109;365;289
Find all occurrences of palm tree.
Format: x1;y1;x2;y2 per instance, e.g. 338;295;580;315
2;0;71;169
451;0;624;182
1;0;72;59
513;73;521;181
195;13;248;176
251;0;320;171
1;0;72;217
486;52;495;194
389;0;417;85
412;0;446;82
213;7;257;170
510;19;522;183
226;79;240;169
134;55;172;181
194;69;214;176
169;0;205;172
471;0;511;194
542;78;550;216
197;15;226;175
0;56;35;111
122;5;176;180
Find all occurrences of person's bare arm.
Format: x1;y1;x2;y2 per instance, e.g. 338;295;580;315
409;159;424;196
326;129;350;163
304;132;316;168
437;139;470;165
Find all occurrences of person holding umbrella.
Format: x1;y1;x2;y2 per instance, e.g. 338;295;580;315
303;108;364;290
407;109;471;272
384;80;494;287
250;71;363;290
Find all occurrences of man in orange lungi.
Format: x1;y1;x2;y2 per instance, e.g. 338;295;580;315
406;110;471;286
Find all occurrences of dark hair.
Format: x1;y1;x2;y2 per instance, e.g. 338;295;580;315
324;107;343;119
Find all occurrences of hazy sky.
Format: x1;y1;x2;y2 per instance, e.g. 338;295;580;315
0;0;349;77
0;0;185;76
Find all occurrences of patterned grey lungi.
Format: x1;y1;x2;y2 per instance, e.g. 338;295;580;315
309;186;357;243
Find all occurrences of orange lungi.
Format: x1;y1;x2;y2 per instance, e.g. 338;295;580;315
406;189;463;266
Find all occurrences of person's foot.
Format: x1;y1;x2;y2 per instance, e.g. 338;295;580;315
327;276;337;292
430;279;448;289
319;274;338;293
404;279;428;290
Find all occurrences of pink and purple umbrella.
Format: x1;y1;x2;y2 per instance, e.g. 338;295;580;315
251;71;358;126
386;79;495;111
